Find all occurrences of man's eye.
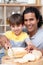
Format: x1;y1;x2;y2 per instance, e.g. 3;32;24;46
17;24;20;26
29;18;34;21
24;18;34;21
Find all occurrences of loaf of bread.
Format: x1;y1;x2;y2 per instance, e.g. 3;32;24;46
32;50;42;60
2;49;43;64
14;53;36;63
7;47;27;58
14;50;42;63
7;48;42;63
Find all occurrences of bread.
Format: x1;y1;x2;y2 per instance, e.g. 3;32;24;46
14;53;36;63
2;55;43;65
7;48;42;63
7;48;13;58
32;50;42;60
2;56;14;64
23;53;36;62
7;47;27;58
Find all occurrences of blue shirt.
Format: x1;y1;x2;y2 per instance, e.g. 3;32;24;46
30;28;43;49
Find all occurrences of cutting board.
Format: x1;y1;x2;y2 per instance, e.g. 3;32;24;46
2;56;43;65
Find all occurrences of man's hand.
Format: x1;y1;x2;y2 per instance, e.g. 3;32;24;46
25;44;38;53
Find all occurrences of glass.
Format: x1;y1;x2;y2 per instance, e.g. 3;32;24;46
27;0;36;4
41;0;43;5
6;26;11;31
5;0;16;4
0;0;4;3
16;0;36;4
0;26;5;34
0;7;4;25
6;6;20;24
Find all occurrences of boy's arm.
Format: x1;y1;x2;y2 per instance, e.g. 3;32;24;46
0;35;11;49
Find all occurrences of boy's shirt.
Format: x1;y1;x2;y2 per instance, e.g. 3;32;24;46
4;31;31;47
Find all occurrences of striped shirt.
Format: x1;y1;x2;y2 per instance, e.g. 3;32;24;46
30;28;43;49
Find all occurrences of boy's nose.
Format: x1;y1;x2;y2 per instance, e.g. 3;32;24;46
14;26;18;30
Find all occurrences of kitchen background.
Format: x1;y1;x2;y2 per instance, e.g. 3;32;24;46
0;0;43;63
0;0;43;35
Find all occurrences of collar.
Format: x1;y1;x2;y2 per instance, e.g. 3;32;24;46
30;28;41;39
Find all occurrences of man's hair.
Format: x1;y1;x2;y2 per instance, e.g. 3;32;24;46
8;13;24;26
22;7;43;28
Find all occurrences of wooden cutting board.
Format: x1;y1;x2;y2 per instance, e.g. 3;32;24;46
2;56;43;65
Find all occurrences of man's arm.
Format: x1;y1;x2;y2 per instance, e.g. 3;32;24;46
25;44;43;55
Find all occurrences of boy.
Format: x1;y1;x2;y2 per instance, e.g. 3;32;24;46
4;13;33;49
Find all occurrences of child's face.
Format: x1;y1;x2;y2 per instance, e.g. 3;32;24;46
10;24;23;35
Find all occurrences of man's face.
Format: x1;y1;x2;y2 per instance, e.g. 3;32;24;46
24;13;39;33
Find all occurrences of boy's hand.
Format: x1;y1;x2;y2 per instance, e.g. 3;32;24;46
0;35;12;50
4;43;12;50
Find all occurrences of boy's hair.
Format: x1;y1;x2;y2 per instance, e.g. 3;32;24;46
22;7;43;28
8;13;24;26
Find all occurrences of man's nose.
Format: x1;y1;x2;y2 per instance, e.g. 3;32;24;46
27;21;31;25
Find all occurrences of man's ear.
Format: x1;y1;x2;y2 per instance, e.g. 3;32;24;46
37;19;39;23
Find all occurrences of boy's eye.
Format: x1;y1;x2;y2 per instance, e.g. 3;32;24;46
12;24;20;27
24;19;28;21
12;25;15;27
